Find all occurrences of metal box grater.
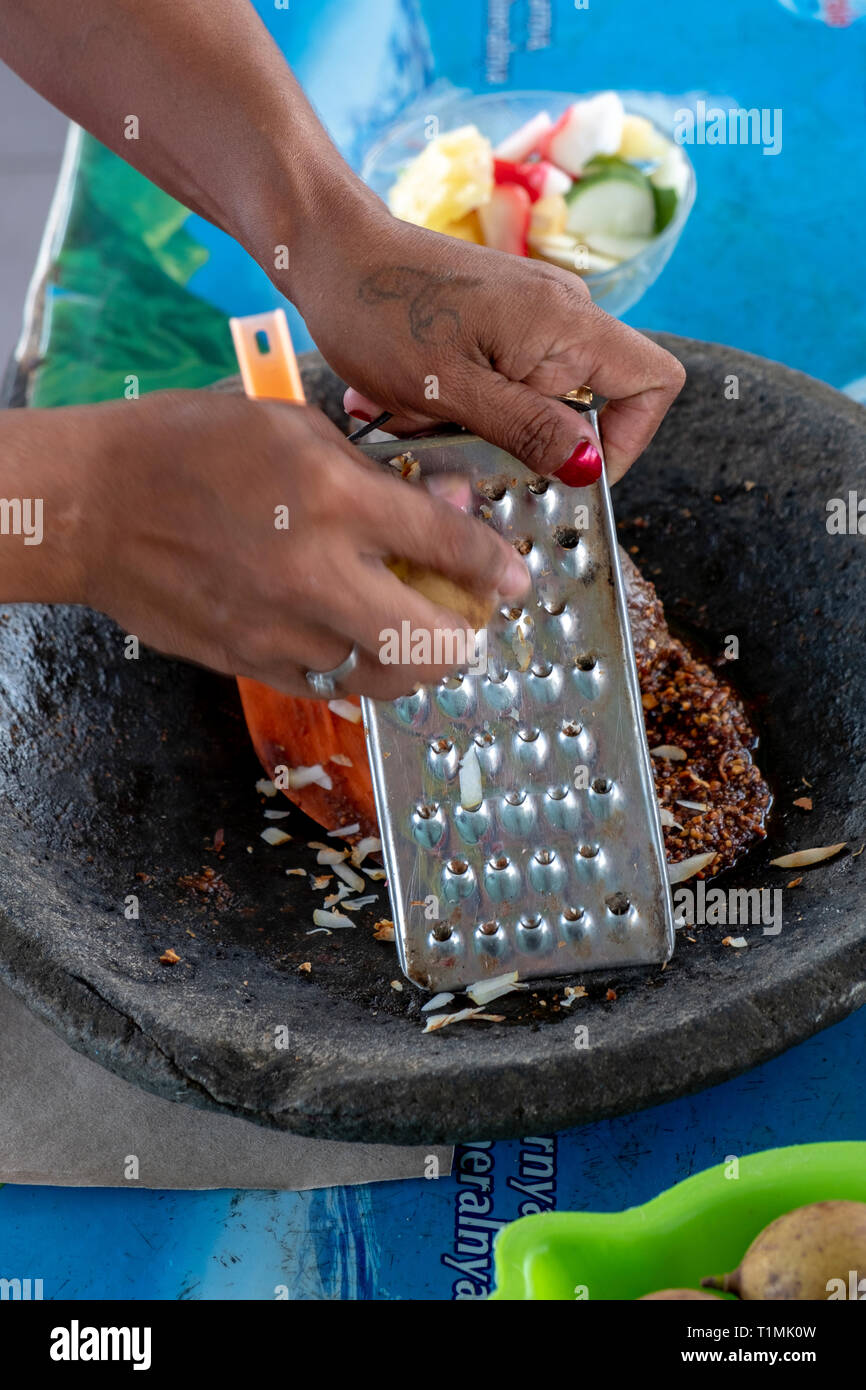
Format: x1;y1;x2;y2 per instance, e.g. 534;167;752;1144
359;416;675;992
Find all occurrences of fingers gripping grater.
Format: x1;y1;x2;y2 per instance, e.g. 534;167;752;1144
359;420;675;992
228;311;674;994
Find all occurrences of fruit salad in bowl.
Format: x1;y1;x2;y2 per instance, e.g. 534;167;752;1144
363;91;695;318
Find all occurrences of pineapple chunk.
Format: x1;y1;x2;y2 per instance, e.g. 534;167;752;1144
441;211;484;243
617;114;670;162
529;193;568;243
388;125;493;232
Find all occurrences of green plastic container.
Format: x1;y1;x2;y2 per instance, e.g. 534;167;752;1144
491;1142;866;1300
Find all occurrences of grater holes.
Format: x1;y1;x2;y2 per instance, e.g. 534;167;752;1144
542;597;567;616
483;853;521;902
526;659;564;706
554;525;580;549
516;912;552;950
500;603;524;622
435;672;473;718
427;736;459;782
559;904;589;940
442;857;476;902
500;787;536;834
543;785;580;832
529;847;566;893
605;891;631;916
478;476;508;501
473;728;496;749
578;843;599;859
576;653;597;671
475;918;508;957
411;801;445;848
431;923;453;943
526;476;549;495
592;777;613;794
515;726;547;765
513;535;533;557
393;688;426;725
561;719;583;738
455;800;490;844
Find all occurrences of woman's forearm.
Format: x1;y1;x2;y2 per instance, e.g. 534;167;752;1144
0;408;95;606
0;0;376;296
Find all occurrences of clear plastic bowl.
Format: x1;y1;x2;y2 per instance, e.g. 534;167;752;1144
362;90;696;319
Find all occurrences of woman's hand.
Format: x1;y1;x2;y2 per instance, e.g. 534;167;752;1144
1;1;683;483
284;208;686;486
2;393;529;698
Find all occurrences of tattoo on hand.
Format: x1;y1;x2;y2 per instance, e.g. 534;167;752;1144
358;267;481;346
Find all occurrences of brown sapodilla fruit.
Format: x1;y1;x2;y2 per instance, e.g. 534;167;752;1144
701;1200;866;1300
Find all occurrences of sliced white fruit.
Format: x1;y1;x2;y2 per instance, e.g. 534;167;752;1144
583;230;653;261
565;165;655;240
544;91;625;177
617;114;670;162
530;235;619;274
650;144;690;200
493;110;552;162
649;146;689;231
478;183;531;255
537;162;572;198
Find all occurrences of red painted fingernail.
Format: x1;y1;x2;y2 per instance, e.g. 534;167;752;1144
349;409;373;422
554;440;602;487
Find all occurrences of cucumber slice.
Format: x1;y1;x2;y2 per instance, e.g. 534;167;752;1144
652;183;678;233
580;155;650;186
565;165;655;240
583;230;652;261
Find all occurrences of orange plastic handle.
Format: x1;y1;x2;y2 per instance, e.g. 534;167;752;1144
229;309;306;404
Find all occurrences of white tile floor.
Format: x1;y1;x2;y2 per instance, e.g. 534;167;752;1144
0;63;67;367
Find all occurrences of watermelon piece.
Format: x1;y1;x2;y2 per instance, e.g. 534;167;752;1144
478;184;531;255
493;157;571;203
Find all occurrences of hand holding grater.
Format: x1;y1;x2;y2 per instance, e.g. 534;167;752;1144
231;311;675;994
358;425;675;992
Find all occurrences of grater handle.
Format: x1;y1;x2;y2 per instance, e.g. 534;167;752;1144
229;309;306;404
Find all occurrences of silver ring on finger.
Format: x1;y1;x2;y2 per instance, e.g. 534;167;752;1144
305;643;359;699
